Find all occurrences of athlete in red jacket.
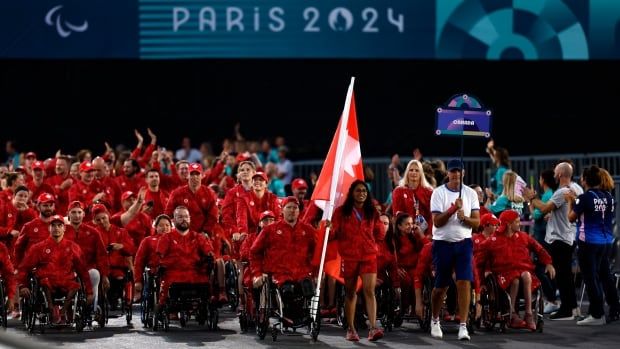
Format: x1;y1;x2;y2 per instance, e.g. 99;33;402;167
17;215;93;324
476;210;555;331
155;206;214;306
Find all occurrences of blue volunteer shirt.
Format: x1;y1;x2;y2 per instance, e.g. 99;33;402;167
573;189;614;244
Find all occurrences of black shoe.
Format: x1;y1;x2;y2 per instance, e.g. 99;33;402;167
549;310;574;320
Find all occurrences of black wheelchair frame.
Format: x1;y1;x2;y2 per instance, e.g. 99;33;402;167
0;278;7;328
107;268;133;326
256;276;320;342
22;274;89;333
140;268;159;328
478;274;544;333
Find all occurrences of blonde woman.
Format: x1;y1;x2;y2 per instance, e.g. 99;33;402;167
391;160;434;235
486;170;525;216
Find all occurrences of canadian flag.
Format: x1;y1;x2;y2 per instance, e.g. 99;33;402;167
310;78;364;317
311;77;364;218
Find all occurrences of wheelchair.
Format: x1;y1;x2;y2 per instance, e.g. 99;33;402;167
478;274;544;333
256;276;320;342
107;268;133;326
238;262;256;333
393;275;433;331
0;277;7;328
140;267;159;328
87;278;109;329
153;281;216;331
418;276;477;334
375;272;398;332
21;274;89;333
224;259;239;311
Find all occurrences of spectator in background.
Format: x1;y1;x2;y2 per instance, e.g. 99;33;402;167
469;184;490;221
485;170;525;216
258;139;279;165
76;149;92;163
266;162;285;197
485;139;511;197
524;162;579;321
175;137;202;163
276;146;293;186
565;165;619;325
5;140;21;170
532;170;557;245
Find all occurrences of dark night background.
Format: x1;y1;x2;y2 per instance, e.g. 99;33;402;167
0;59;617;160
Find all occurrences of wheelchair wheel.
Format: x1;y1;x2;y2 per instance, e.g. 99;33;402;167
0;279;6;328
208;303;219;330
239;312;248;333
420;277;433;332
271;326;278;341
74;291;87;332
225;261;239;311
179;311;188;327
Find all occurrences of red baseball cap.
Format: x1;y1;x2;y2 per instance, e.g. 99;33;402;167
79;161;95;173
259;210;276;221
25;151;37;159
91;203;109;217
291;178;308;191
121;191;136;202
49;214;65;224
188;163;203;174
480;213;500;227
252;172;268;182
282;196;299;207
236;152;251;163
37;192;55;204
68;201;84;210
497;210;520;233
31;160;45;171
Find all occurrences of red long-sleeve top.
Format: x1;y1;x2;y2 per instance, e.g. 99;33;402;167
250;220;317;285
476;231;552;276
236;191;281;235
164;185;218;234
330;206;385;262
64;224;109;276
133;234;163;284
0;243;16;299
17;237;93;295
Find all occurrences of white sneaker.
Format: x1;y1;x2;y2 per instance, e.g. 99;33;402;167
543;301;560;314
577;315;605;326
458;325;471;341
430;320;443;339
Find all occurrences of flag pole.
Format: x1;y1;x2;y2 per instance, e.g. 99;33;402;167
311;77;356;322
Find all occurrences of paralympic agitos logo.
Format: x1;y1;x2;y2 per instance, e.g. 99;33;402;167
45;5;88;38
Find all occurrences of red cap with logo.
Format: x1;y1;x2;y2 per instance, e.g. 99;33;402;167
291;178;308;190
121;191;136;202
79;161;95;173
281;196;299;207
49;214;65;224
497;210;520;233
259;210;276;221
188;163;203;174
91;203;109;217
37;192;55;204
480;213;500;227
68;201;84;210
252;172;268;182
25;151;37;159
31;160;45;171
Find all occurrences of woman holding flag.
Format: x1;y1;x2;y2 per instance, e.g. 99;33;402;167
329;179;386;342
